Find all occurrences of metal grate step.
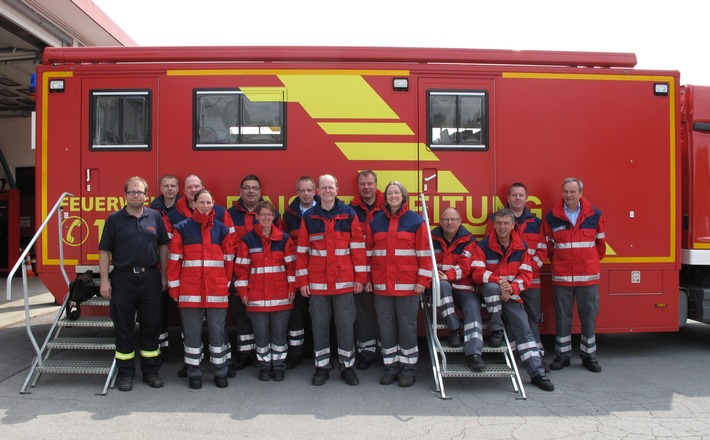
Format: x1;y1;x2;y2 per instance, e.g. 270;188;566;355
57;316;114;328
81;296;110;307
442;362;516;378
34;359;114;375
47;337;115;350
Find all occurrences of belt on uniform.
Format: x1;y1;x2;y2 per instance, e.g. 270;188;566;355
114;266;158;273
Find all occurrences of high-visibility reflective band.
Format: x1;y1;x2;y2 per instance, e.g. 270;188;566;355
239;333;255;342
336;281;354;289
374;284;386;291
453;267;462;279
284;255;296;262
440;264;454;271
451;283;474;291
169;253;181;261
461;250;472;258
527;249;536;255
235;257;251;264
310;249;327;257
537;242;547;250
310;283;328;290
249;247;264;253
482;271;494;283
235;280;248;287
178;295;227;303
551;274;600;282
296;246;310;253
228;226;235;234
334;248;351;256
486;259;500;265
366;250;373;257
185;357;201;366
115;350;135;360
520;263;532;272
210;354;228;364
395;283;416;290
183;259;224;268
416;250;431;257
418;268;433;277
140;348;160;358
532;277;541;284
350;242;365;249
205;296;228;303
250;265;286;274
168;280;180;288
287;276;296;283
354;265;368;272
372;249;387;257
224;254;234;261
555;241;595;249
533;256;544;267
395;249;416;256
597;232;605;239
470;260;485;268
168;231;173;239
204;260;225;267
510;294;522;301
310;234;324;241
248;298;291;307
184;345;202;354
295;269;308;277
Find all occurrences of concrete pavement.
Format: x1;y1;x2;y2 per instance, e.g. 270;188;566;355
1;276;710;439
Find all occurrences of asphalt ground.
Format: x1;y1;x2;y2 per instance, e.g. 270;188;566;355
1;276;710;439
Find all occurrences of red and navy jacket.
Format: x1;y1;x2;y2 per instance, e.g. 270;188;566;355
282;195;320;244
234;226;296;313
165;196;234;239
486;207;548;288
470;229;532;301
228;197;284;240
367;202;433;296
543;197;606;286
295;198;368;295
167;210;235;308
150;194;181;218
350;190;385;241
431;225;477;291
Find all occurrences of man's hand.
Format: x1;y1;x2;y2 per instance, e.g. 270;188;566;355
354;282;364;294
100;279;112;299
438;270;448;281
300;285;311;298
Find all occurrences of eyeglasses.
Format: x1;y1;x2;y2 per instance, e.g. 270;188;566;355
126;191;146;197
258;212;275;218
441;218;460;223
242;186;260;192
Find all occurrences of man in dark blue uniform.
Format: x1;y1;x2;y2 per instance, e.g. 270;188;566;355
99;176;170;392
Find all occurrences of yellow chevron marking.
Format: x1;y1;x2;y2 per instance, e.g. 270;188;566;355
370;170;468;194
337;142;438;161
319;122;413;135
606;242;617;256
278;75;398;119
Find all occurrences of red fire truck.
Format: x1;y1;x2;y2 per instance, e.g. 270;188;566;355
34;46;710;334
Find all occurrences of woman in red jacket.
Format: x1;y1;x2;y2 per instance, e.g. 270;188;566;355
366;181;432;387
167;189;235;390
234;200;296;382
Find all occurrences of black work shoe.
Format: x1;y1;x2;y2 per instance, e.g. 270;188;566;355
355;356;376;370
311;368;329;386
177;364;189;378
143;374;164;388
285;354;302;370
448;330;462;347
531;374;555;391
227;363;237;378
259;369;271;381
116;377;133;392
465;354;486;371
488;330;504;348
189;377;202;390
549;357;571;370
272;369;285;381
233;353;253;371
380;374;397;385
398;375;416;387
582;357;602;373
214;376;228;388
340;368;359;386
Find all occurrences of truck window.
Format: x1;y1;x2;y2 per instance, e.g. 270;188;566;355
90;90;151;150
428;91;487;150
194;90;284;149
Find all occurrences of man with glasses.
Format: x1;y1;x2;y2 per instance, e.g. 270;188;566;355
282;176;319;369
296;174;367;386
349;170;384;370
431;207;487;371
99;176;170;392
227;174;284;371
544;178;606;373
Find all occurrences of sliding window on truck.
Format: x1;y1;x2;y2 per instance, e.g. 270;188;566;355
428;90;488;150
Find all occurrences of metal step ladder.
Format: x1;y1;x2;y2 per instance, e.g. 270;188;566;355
20;292;118;396
418;193;527;400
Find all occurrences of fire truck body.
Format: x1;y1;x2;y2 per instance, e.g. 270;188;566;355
34;46;710;334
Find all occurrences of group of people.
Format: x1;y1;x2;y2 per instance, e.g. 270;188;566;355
98;172;605;394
